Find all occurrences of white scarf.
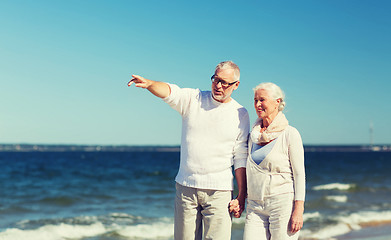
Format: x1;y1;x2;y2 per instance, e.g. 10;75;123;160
250;112;289;144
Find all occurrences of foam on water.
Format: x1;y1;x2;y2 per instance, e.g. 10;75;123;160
0;222;106;240
301;222;351;239
325;195;348;202
0;214;175;240
312;183;355;191
301;210;391;239
303;211;321;222
337;210;391;228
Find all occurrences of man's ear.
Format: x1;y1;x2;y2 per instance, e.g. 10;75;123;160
233;81;240;90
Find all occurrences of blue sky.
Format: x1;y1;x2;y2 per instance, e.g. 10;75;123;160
1;0;390;146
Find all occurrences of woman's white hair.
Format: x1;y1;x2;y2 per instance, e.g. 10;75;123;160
253;82;286;111
215;61;240;82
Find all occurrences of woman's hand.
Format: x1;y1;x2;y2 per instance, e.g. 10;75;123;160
289;200;304;233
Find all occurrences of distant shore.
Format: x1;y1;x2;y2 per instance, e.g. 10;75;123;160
0;144;180;152
0;143;390;152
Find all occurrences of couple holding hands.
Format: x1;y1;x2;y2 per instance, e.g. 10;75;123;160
128;61;305;240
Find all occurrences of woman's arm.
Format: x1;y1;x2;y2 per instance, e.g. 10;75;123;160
288;127;306;233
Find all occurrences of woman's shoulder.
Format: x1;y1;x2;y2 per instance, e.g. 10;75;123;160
283;125;301;137
286;125;299;132
283;125;303;143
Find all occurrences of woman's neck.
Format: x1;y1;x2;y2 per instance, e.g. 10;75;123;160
262;112;279;128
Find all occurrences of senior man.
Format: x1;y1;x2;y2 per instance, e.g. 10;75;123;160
128;61;249;240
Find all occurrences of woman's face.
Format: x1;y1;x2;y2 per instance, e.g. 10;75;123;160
254;89;280;119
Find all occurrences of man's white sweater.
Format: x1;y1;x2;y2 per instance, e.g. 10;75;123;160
163;84;250;191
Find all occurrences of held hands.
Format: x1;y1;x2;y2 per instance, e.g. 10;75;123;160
229;198;244;218
128;75;152;89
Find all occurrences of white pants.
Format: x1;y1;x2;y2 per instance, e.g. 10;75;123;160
244;193;299;240
174;183;232;240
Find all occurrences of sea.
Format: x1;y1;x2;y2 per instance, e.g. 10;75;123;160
1;145;391;240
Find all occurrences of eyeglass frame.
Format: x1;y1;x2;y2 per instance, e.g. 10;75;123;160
211;75;238;87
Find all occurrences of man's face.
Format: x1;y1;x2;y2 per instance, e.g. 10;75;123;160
211;68;239;103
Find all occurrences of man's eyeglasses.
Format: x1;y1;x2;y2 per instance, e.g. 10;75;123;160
211;75;238;87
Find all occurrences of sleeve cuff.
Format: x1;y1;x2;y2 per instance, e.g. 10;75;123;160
233;158;247;170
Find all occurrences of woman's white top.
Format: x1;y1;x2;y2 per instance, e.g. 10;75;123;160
246;126;305;201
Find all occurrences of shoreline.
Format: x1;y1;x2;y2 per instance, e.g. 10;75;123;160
336;222;391;240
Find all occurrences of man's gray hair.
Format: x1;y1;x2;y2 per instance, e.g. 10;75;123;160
253;82;286;111
215;61;240;82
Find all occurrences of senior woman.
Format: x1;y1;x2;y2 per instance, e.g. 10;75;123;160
230;82;305;239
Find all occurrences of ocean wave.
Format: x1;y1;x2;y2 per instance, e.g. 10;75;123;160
312;183;355;191
0;222;106;240
303;211;321;222
337;210;391;229
0;214;174;240
301;210;391;240
0;205;32;214
301;222;351;240
325;195;348;203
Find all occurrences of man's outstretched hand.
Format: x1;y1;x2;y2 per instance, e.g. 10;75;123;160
128;75;152;88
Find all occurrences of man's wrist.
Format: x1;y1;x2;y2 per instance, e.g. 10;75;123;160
235;194;246;206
